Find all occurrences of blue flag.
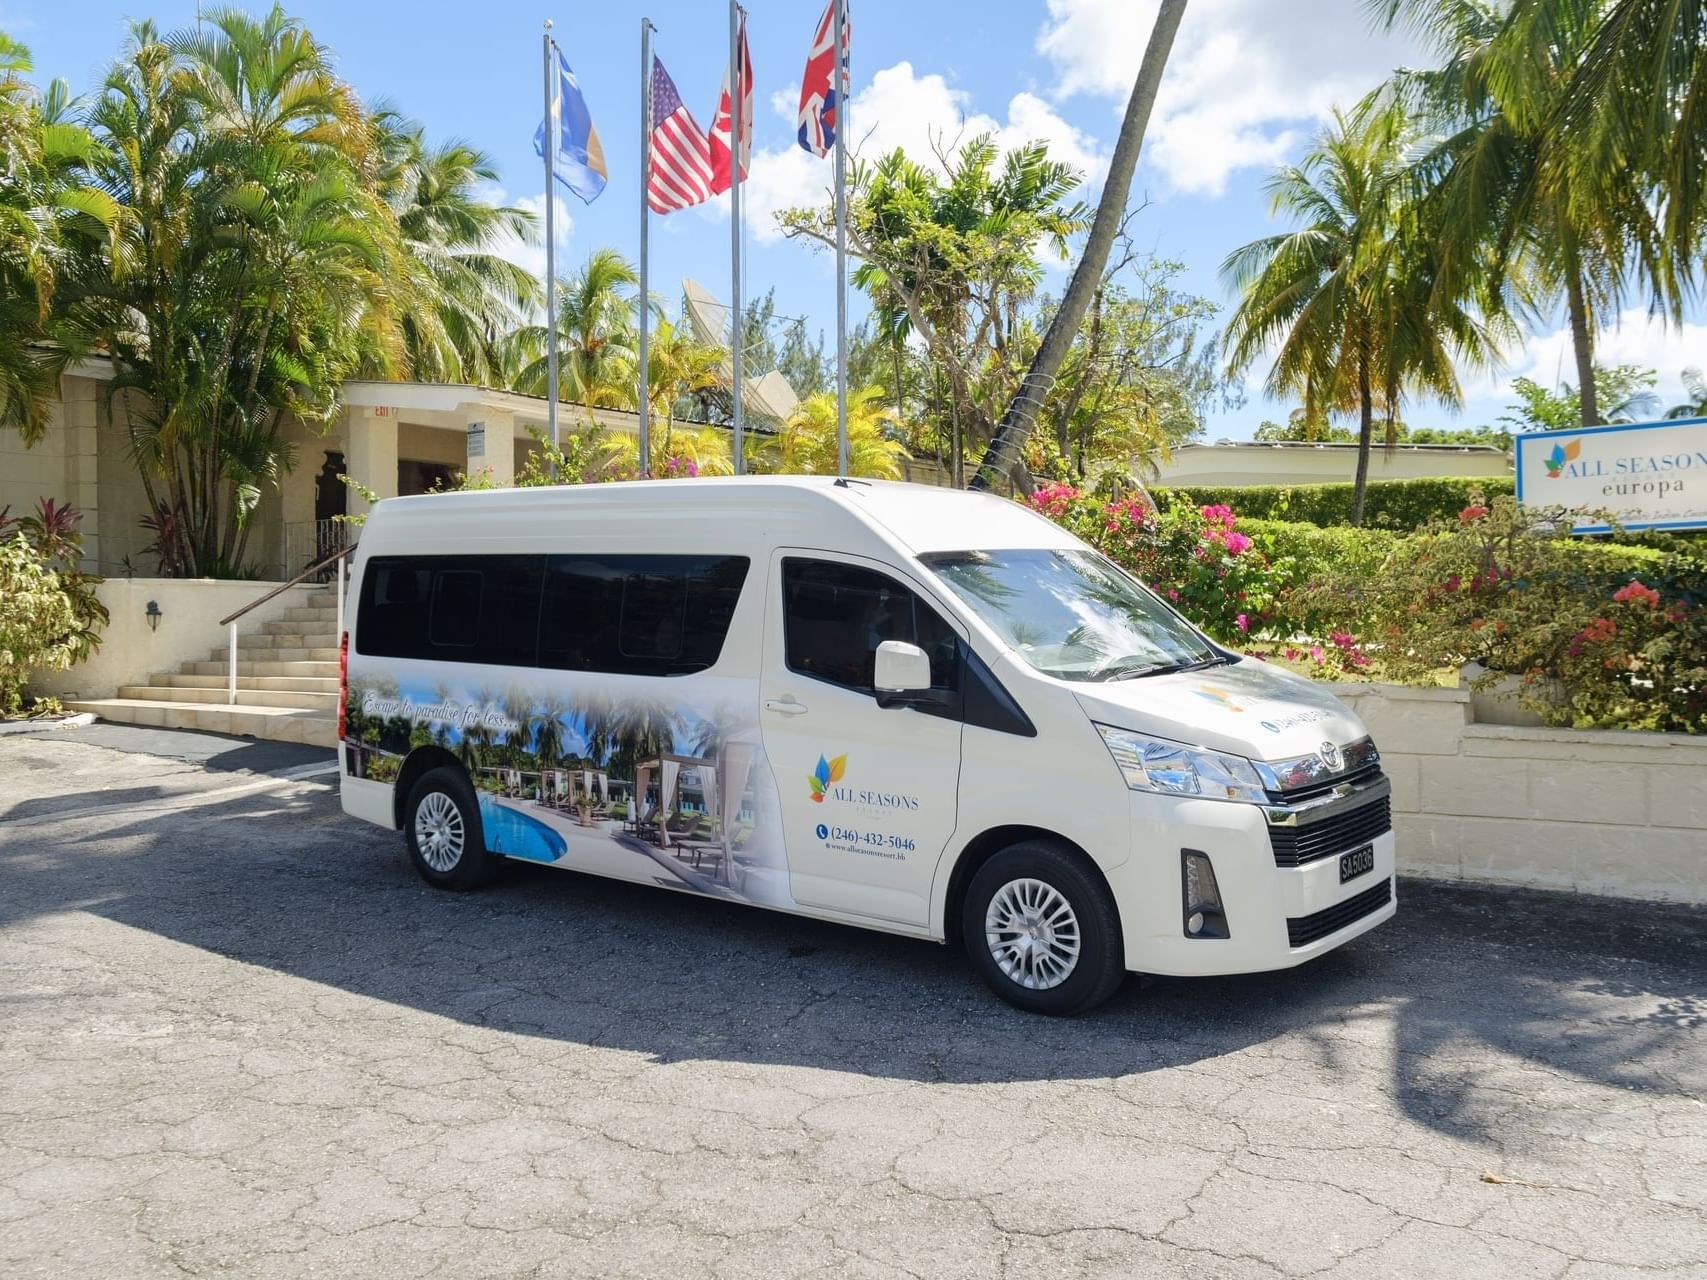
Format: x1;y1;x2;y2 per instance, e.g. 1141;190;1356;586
534;48;607;204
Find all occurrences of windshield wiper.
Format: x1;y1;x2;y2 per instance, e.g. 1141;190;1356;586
1115;655;1230;681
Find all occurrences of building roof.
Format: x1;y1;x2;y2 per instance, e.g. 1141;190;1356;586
1180;440;1506;455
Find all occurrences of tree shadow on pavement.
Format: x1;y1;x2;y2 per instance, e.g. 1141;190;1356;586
3;784;1703;1147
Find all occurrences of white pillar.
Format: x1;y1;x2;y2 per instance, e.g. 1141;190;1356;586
461;405;516;488
343;406;399;518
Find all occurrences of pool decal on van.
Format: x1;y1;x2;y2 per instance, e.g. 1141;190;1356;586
342;665;797;910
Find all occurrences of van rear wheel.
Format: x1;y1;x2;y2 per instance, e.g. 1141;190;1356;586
404;767;499;891
962;841;1125;1015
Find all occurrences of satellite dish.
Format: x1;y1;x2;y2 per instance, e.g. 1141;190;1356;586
679;276;800;428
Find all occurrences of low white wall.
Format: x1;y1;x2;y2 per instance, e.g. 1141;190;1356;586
33;578;318;701
1334;683;1707;905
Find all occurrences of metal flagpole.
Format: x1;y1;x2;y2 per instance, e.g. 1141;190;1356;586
728;1;745;475
834;0;849;476
543;22;560;465
638;19;654;477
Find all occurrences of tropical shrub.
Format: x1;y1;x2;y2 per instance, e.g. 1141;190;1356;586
0;498;106;666
1295;496;1707;732
1159;477;1516;531
0;534;80;714
1027;484;1290;643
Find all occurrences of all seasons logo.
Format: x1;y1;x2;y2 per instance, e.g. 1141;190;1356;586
807;753;921;811
1542;435;1707;499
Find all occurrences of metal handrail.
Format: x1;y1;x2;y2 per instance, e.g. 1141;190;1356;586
217;544;355;627
217;544;355;706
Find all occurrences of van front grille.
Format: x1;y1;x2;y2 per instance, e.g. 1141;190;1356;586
1287;878;1393;948
1269;794;1391;868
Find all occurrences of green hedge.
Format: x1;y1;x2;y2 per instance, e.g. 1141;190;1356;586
1238;515;1663;585
1159;476;1515;530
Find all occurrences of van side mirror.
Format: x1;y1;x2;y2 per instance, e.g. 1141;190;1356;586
874;640;932;701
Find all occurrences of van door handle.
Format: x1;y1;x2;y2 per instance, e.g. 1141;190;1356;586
764;698;808;717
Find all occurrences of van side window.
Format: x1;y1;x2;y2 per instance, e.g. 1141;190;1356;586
781;559;960;704
356;555;543;665
539;555;749;676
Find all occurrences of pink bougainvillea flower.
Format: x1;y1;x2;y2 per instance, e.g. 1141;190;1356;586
1612;580;1660;608
1235;613;1250;632
1223;531;1252;556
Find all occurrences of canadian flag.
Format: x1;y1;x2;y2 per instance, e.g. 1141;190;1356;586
708;9;752;195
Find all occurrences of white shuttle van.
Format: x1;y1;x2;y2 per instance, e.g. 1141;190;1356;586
339;477;1395;1014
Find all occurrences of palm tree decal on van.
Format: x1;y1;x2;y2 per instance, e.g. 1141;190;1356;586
809;754;846;803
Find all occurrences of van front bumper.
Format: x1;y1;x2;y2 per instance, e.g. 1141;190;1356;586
1113;776;1397;978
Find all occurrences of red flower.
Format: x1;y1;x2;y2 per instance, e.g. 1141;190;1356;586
1612;580;1661;609
1459;505;1488;522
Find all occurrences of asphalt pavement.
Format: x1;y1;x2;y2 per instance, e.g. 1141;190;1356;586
0;728;1703;1278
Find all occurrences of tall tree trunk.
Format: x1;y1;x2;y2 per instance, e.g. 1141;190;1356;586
969;0;1187;492
1564;247;1599;426
1351;349;1374;527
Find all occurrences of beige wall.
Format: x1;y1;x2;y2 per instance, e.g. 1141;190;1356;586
1334;683;1707;904
0;375;103;565
1158;444;1512;488
31;577;316;701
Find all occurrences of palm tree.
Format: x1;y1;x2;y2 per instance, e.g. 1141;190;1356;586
642;316;722;459
1530;0;1707;307
765;386;911;479
0;36;122;442
1371;0;1654;427
374;111;540;386
75;13;389;575
970;0;1188;491
1221;103;1493;524
508;247;640;411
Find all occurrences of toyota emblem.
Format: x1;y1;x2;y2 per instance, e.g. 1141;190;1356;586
1320;741;1342;769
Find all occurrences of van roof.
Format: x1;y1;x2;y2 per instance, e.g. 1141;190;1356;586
365;476;1077;555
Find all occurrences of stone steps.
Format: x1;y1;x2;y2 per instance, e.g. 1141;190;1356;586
156;673;339;694
65;699;337;747
209;645;341;664
72;582;346;749
118;684;336;711
183;659;339;679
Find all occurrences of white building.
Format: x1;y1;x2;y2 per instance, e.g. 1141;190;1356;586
1154;439;1512;488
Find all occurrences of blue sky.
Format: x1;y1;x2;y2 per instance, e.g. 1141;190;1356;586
11;0;1706;439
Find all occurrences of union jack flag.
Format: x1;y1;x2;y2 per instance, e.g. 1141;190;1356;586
797;0;850;158
709;8;752;195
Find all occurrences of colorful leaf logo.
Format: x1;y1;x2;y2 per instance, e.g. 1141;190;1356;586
1544;438;1582;478
807;753;847;803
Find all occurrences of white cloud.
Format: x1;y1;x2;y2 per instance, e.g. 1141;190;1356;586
1464;310;1707;403
478;184;573;287
741;61;1106;244
1036;0;1425;197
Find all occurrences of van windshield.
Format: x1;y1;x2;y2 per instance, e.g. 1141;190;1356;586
919;548;1223;682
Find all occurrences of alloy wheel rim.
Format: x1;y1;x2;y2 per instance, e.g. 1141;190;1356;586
985;877;1081;990
415;792;465;873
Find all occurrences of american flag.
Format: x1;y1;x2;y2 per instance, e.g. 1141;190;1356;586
708;9;752;196
647;57;713;214
797;1;850;158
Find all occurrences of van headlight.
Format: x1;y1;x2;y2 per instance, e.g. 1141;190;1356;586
1095;725;1267;805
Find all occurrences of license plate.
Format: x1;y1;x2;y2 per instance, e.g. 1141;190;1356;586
1339;843;1375;883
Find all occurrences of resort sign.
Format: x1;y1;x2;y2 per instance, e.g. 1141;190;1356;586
1515;416;1707;533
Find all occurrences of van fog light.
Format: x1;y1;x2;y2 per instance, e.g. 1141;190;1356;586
1182;850;1230;940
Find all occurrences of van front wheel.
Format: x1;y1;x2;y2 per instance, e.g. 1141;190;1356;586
962;842;1125;1015
404;767;499;891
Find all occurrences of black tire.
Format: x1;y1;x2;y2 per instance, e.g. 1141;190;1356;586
961;841;1125;1015
403;766;500;891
